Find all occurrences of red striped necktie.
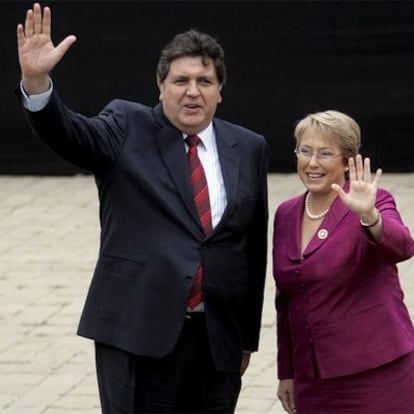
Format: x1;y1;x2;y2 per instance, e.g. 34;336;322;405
186;135;212;309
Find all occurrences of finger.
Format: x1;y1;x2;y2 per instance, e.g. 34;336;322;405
355;154;364;180
331;183;346;198
54;35;77;61
286;392;296;413
17;24;25;49
43;6;51;37
348;157;356;181
372;168;382;188
24;8;34;37
279;393;295;414
33;3;42;34
363;156;371;182
280;396;292;413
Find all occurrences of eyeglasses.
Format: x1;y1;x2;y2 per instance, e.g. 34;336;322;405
294;147;342;161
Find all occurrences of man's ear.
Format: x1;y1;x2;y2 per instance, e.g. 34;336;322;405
157;80;164;101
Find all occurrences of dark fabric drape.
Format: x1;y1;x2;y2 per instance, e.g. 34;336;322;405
2;1;413;174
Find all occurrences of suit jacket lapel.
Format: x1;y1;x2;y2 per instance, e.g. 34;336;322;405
287;196;305;261
152;105;201;229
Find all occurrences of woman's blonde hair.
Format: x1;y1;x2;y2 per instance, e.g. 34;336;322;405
294;110;361;163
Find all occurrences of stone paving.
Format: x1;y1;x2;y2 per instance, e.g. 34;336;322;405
0;173;413;414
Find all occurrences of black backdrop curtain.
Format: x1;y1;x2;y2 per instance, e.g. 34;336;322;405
1;1;413;174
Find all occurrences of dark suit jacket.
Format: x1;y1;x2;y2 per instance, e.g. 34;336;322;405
23;92;269;372
273;183;414;379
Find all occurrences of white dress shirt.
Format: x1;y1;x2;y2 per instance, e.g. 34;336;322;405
20;79;53;111
184;124;227;229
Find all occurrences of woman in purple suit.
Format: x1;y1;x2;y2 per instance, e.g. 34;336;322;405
273;110;414;413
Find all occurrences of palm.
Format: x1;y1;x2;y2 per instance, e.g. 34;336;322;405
19;33;58;77
343;177;377;213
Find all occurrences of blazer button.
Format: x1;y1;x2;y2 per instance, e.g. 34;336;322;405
186;276;193;283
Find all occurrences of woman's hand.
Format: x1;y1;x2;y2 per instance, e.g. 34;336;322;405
17;3;76;94
332;154;382;221
277;379;296;413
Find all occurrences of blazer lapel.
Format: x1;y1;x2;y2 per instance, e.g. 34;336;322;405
152;105;201;229
303;182;351;256
287;196;305;261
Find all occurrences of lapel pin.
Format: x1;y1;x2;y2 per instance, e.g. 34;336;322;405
317;229;328;240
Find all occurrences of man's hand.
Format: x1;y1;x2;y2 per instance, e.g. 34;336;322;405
16;2;77;94
240;352;251;376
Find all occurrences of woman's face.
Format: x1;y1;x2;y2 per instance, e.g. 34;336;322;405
296;130;347;196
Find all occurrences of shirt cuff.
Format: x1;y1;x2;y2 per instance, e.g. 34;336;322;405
20;78;53;112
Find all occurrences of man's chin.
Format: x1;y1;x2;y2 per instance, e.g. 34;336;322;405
178;119;207;135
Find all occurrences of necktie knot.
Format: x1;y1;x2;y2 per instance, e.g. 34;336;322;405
186;135;200;148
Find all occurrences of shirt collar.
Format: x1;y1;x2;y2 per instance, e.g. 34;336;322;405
183;123;214;149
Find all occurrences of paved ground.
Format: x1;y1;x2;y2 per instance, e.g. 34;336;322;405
1;173;413;414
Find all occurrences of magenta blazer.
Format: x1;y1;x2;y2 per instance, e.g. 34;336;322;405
273;182;414;380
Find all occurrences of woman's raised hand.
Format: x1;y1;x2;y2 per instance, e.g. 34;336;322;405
332;154;382;218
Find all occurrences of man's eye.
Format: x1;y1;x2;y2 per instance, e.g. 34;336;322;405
174;79;187;85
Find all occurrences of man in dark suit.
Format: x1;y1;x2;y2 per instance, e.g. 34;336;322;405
17;3;268;413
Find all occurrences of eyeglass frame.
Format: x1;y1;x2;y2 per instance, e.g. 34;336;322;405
294;147;342;161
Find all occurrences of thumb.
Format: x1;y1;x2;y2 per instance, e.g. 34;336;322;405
331;183;345;197
54;35;77;61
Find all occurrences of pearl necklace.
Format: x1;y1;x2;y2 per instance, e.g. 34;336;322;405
305;192;330;220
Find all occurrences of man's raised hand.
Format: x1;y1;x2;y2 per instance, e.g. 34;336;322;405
17;3;76;94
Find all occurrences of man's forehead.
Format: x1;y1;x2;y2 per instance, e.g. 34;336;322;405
168;57;217;75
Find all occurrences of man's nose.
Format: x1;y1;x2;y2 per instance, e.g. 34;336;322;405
186;81;200;96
